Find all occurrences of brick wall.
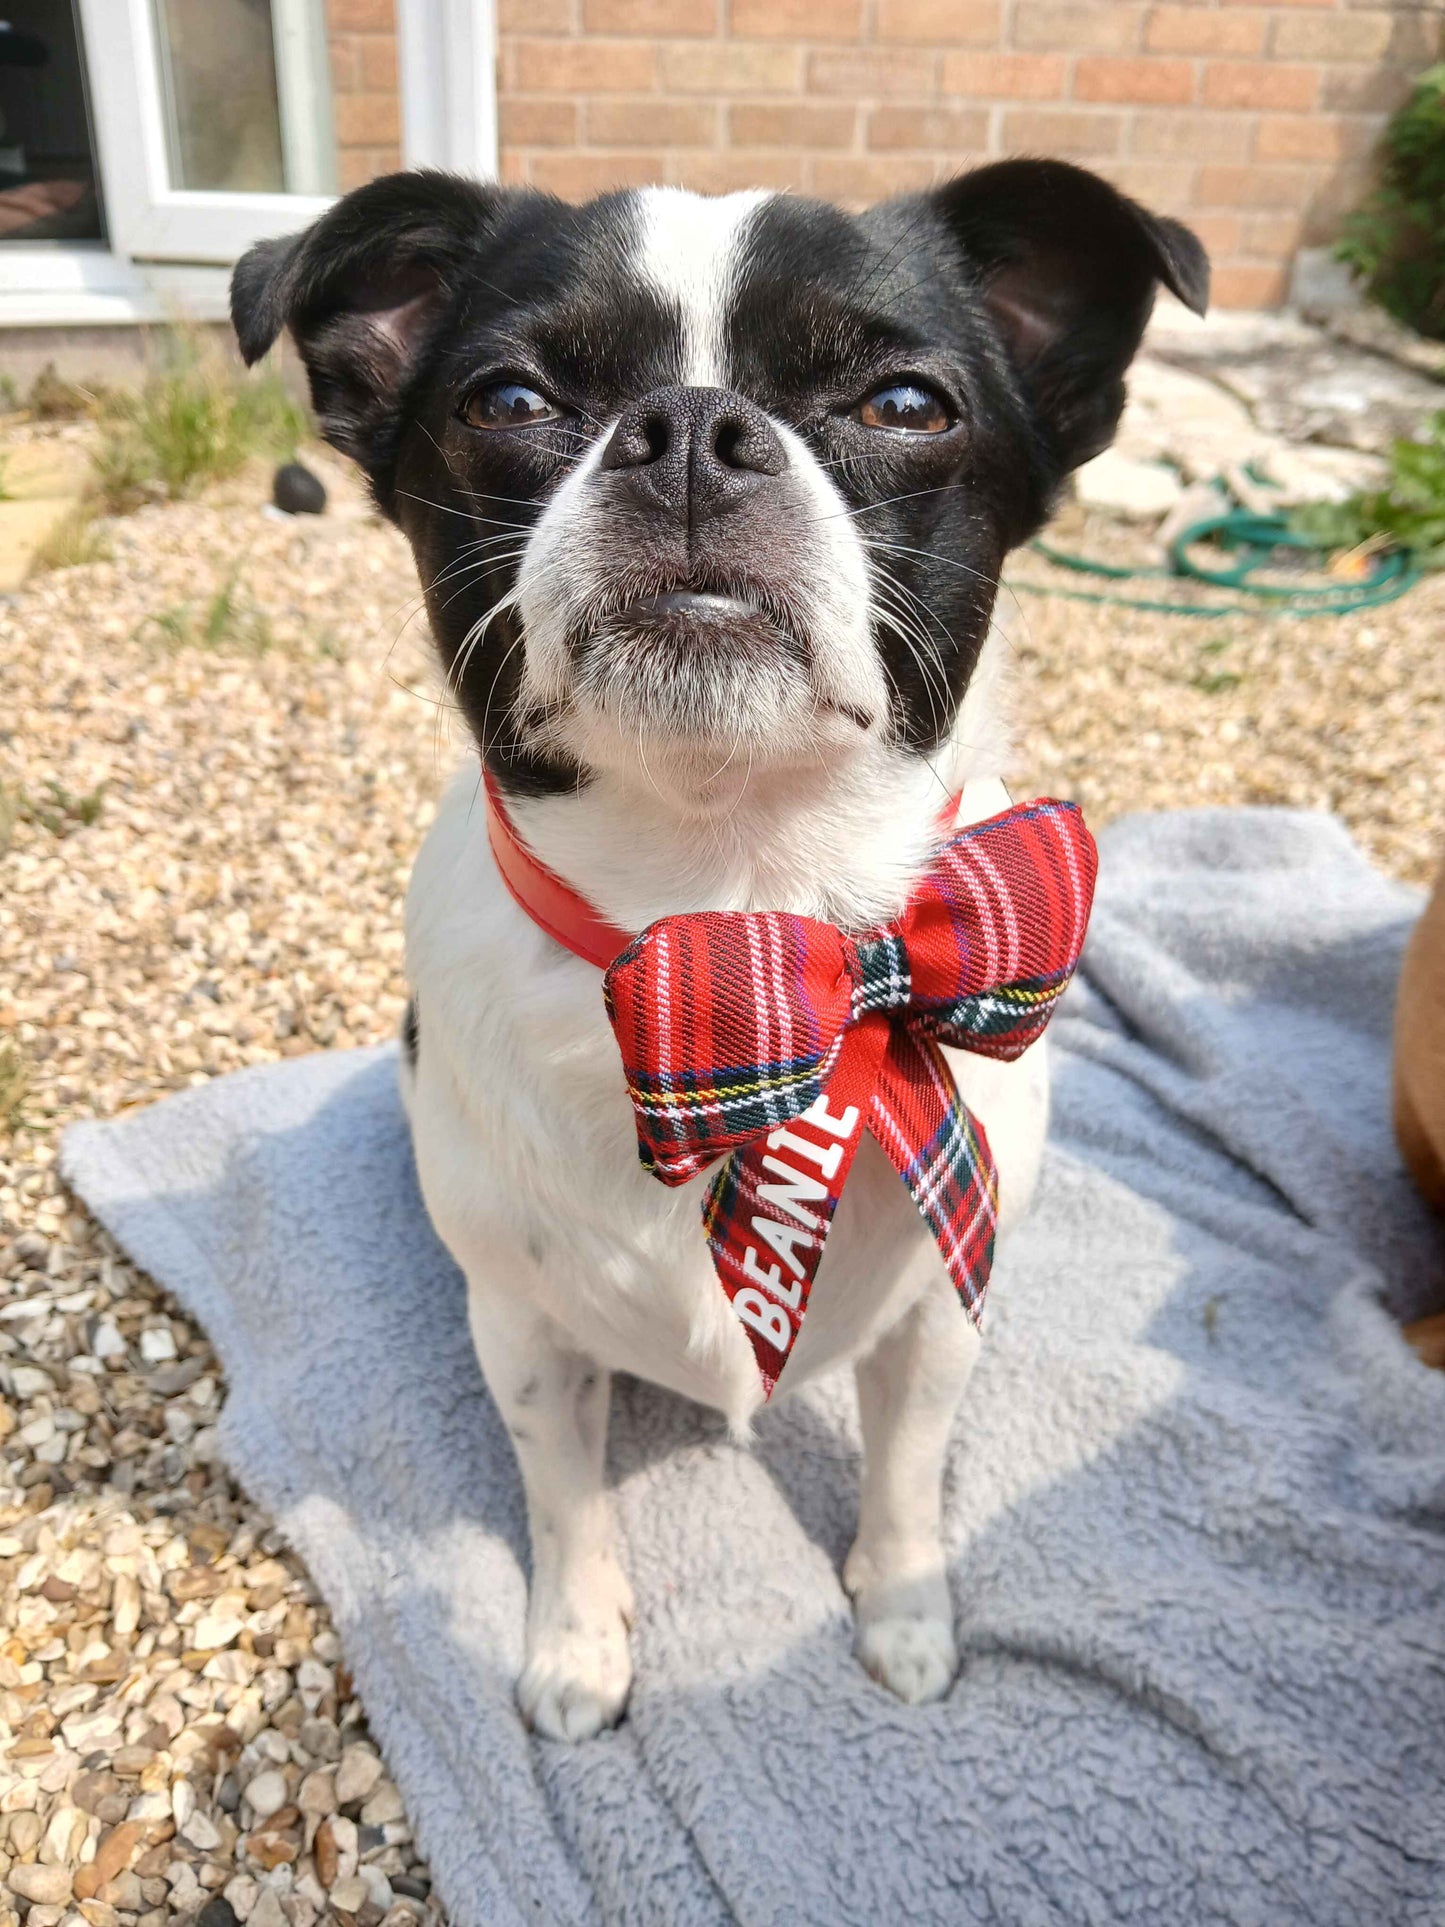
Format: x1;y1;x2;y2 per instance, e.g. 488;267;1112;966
325;0;403;190
494;0;1444;308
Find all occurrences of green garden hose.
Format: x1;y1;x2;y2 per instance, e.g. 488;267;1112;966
1018;495;1421;620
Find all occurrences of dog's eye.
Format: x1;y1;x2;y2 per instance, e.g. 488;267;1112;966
855;383;952;434
460;381;562;430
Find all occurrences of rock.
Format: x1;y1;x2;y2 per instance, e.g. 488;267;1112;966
138;1326;176;1365
296;1769;335;1817
222;1873;259;1918
359;1782;404;1828
181;1809;222;1851
90;1821;142;1887
6;1811;42;1856
249;1892;287;1927
329;1873;367;1911
334;1745;382;1809
110;1573;140;1639
197;1900;241;1927
1073;448;1182;521
98;1871;143;1910
243;1769;288;1820
1289;245;1363;322
6;1864;72;1903
273;463;327;517
78;1902;121;1927
193;1611;245;1651
1326;304;1445;381
390;1875;429;1899
314;1817;339;1888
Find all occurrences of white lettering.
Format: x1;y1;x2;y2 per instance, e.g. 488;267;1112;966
802;1093;860;1141
757;1155;828;1225
753;1213;813;1283
766;1126;844;1180
743;1243;801;1309
733;1287;792;1354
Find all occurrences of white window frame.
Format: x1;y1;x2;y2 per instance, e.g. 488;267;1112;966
2;0;496;322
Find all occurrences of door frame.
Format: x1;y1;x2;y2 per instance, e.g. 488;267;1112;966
1;0;497;322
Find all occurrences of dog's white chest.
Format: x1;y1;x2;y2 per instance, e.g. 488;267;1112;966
403;772;1049;1425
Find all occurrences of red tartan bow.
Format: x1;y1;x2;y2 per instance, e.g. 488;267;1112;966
602;801;1098;1396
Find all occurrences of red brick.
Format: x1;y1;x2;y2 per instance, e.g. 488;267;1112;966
1092;159;1195;211
327;36;361;91
1195;162;1314;207
1253;113;1378;162
728;101;856;146
1241;210;1306;255
338;148;382;190
1270;10;1428;62
1075;55;1195;105
811;155;941;203
867;104;990;150
1184;211;1243;256
1000;108;1126;157
529;151;670;198
730;0;865;37
497;0;576;26
586;97;717;144
1144;6;1266;57
358;36;397;90
327;0;393;28
677;151;808;192
1202;61;1321;111
333;92;400;144
512;38;657;92
1012;2;1143;52
499;98;580;147
876;0;999;44
807;48;937;96
659;42;801;92
942;51;1065;100
1210;263;1289;308
583;0;717;31
1130;110;1253;160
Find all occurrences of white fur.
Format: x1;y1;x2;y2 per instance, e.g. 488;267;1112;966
402;194;1046;1738
634;186;775;386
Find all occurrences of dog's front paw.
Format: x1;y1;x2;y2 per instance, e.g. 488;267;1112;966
519;1583;633;1742
845;1552;958;1705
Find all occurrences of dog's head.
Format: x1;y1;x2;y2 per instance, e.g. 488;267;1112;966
233;165;1205;808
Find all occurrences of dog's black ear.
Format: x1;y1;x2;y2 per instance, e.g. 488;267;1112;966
231;169;510;478
931;159;1209;473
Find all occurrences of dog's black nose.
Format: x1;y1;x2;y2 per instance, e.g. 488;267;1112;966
600;385;785;525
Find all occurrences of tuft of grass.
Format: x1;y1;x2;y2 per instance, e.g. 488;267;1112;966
139;566;273;657
0;1043;28;1136
14;777;106;837
93;333;308;514
28;363;98;421
0;453;13;502
0;783;17;857
30;504;112;575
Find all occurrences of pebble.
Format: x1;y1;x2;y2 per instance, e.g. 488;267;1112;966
7;1864;72;1903
243;1770;288;1821
197;1900;241;1927
335;1745;383;1808
272;462;328;517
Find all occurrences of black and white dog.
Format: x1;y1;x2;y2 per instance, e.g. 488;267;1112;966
233;162;1206;1741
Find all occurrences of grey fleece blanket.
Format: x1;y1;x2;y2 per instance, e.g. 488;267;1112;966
62;808;1445;1927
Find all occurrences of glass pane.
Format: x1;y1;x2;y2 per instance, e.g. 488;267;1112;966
152;0;337;195
0;1;105;244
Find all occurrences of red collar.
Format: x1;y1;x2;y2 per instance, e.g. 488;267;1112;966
483;770;964;970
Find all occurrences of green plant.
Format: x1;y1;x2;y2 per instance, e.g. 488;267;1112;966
0;783;17;857
16;777;106;837
0;1042;28;1135
29;504;112;574
139;566;273;656
1337;63;1445;341
92;332;309;513
0;453;13;502
1292;410;1445;567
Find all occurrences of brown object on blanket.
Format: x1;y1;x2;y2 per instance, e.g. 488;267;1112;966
1394;855;1445;1215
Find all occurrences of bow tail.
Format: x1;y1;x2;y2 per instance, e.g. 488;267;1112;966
702;1012;892;1397
869;1028;999;1325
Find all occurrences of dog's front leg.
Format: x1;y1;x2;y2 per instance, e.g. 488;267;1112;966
466;1274;634;1741
843;1275;980;1704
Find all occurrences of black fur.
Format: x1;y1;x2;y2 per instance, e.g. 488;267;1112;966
232;162;1206;790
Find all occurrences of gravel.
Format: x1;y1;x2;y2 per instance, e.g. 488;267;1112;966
1;422;1442;1926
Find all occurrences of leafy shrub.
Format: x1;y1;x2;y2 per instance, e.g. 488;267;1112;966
1292;411;1445;567
1337;63;1445;341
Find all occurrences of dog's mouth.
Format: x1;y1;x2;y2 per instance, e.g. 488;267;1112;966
568;574;810;665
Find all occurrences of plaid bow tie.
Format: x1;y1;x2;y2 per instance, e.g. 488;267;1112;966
601;801;1098;1397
